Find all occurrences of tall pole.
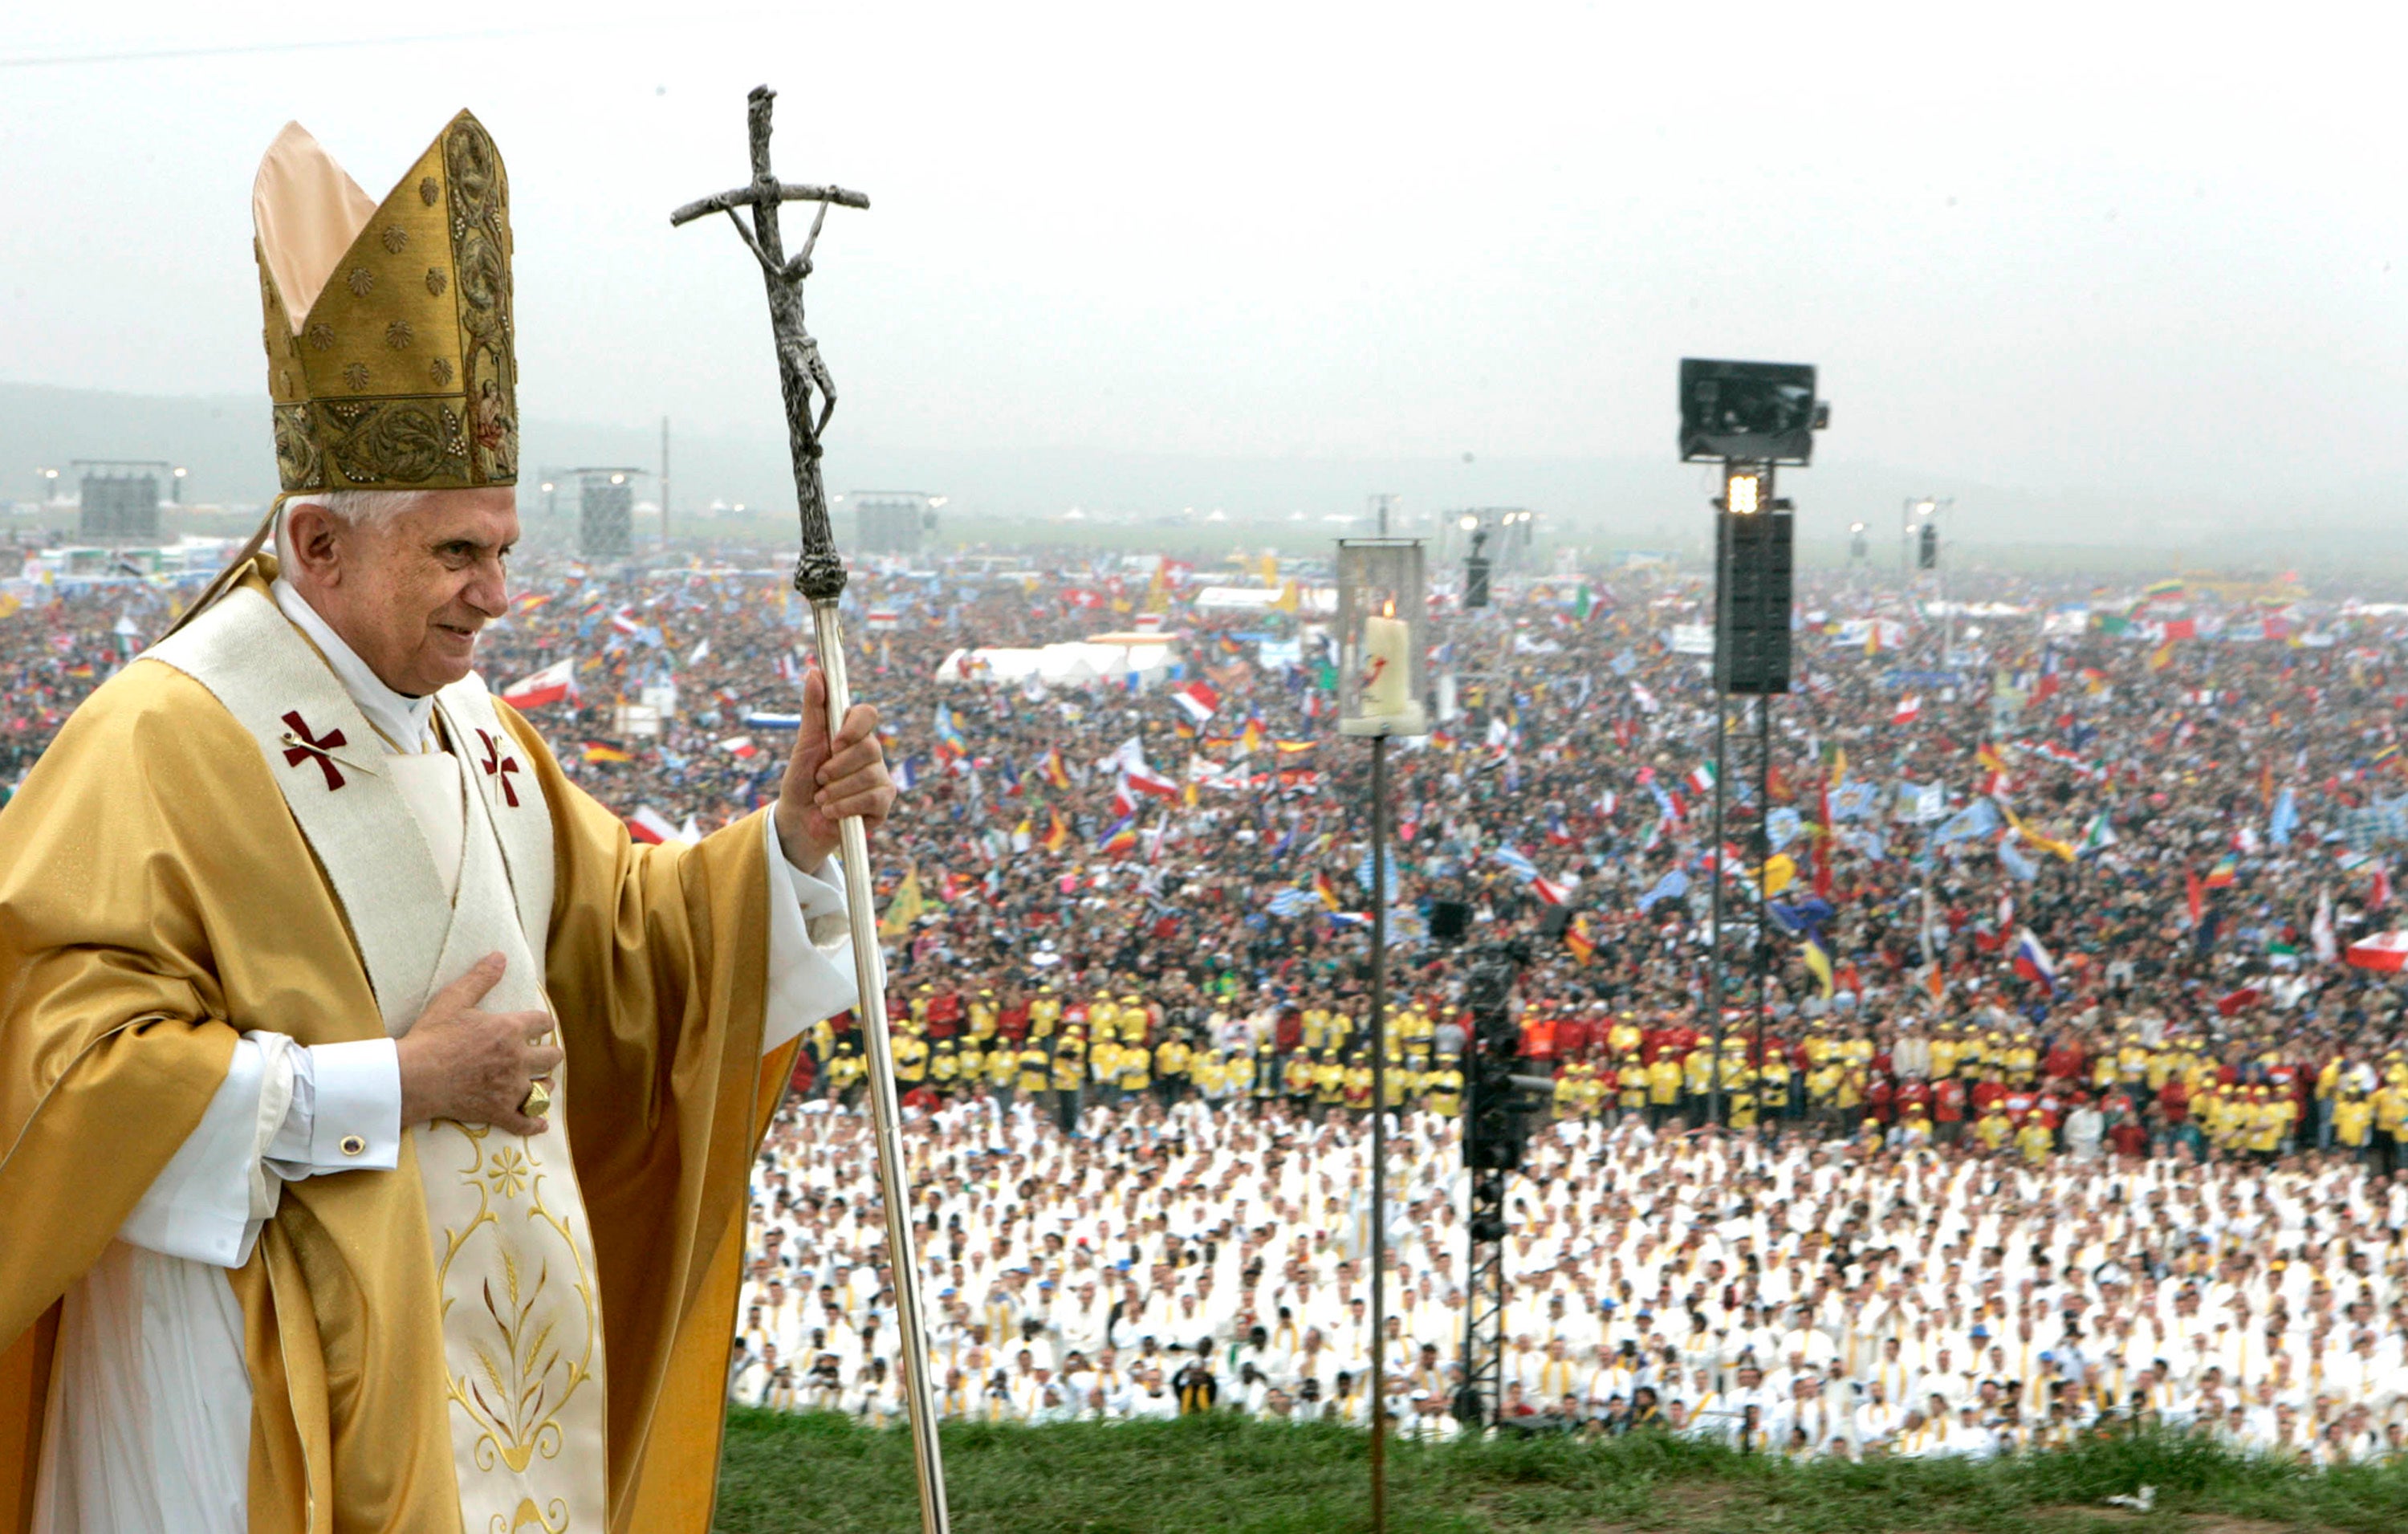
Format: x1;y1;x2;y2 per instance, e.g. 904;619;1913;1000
1755;691;1773;1141
1368;733;1389;1534
1706;502;1731;1125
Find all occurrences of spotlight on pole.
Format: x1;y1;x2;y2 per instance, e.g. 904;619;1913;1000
1723;468;1763;516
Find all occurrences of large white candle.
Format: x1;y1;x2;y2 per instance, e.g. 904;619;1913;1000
1361;613;1412;718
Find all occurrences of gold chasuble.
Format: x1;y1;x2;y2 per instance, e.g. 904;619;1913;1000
0;563;796;1531
2;108;801;1533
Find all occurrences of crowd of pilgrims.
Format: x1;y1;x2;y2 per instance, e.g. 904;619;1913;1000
13;535;2408;1461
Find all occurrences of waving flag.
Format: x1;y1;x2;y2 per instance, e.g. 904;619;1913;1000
1170;680;1221;723
626;806;682;844
1491;846;1541;883
1041;747;1072;791
581;741;632;764
501;658;580;710
1800;935;1835;998
1043;809;1069;853
1564;912;1597;963
1100;816;1140;857
1637;869;1689;913
1123;763;1182;800
2204;854;2238;889
1891;694;1922;726
1269;887;1324;918
1313;869;1342;909
1686;762;1716;795
2011;926;2059;992
2268;787;2299;847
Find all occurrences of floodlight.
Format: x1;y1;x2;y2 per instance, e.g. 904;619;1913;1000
1726;472;1763;516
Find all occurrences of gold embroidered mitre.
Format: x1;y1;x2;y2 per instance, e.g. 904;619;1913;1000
253;111;518;494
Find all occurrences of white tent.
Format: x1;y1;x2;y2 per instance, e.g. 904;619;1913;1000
935;639;1178;686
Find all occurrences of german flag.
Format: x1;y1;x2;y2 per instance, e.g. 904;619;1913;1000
1313;870;1341;909
1041;748;1072;791
63;661;96;680
1564;913;1597;966
2147;641;2175;672
582;741;633;764
1042;808;1069;853
1976;742;2007;775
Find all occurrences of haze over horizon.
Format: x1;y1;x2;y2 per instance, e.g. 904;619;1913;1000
5;2;2404;539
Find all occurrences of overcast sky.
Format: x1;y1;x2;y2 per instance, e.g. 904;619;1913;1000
5;1;2404;509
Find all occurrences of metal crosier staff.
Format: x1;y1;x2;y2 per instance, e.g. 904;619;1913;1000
671;84;950;1534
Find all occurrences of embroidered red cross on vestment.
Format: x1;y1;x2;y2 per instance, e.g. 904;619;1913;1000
476;726;523;808
279;710;347;791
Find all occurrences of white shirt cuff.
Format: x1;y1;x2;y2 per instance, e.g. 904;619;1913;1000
762;812;878;1054
268;1037;403;1171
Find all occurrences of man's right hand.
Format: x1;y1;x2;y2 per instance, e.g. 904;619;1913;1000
396;953;563;1137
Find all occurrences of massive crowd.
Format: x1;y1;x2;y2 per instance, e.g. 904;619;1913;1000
9;533;2408;1463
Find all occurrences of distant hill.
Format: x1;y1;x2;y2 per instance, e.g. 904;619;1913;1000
1;381;2386;575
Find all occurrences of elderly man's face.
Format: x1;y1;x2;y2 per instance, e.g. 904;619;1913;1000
287;488;516;696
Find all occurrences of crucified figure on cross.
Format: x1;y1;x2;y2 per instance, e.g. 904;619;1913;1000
669;83;869;602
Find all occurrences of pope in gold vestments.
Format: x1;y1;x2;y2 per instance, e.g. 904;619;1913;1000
0;109;887;1534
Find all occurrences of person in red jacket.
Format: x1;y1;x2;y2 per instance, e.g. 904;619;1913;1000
1933;1073;1969;1144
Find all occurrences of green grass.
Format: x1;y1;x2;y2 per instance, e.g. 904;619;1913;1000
714;1411;2408;1533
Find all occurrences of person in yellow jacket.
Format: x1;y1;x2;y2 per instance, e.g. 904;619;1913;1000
2334;1088;2374;1158
1930;1023;1962;1081
1228;1048;1258;1102
893;1030;930;1088
1274;1048;1308;1104
1029;985;1062;1040
929;1040;960;1094
1314;1050;1347;1108
1194;1048;1229;1101
1427;1061;1464;1117
1646;1052;1682;1129
2014;1113;2054;1164
1015;1041;1049;1100
1117;1036;1150;1095
1552;1064;1584;1119
1974;1104;2014;1151
1343;1055;1373;1113
1154;1032;1190;1105
968;988;999;1043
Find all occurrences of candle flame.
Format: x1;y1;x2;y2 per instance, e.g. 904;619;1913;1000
1381;598;1395;618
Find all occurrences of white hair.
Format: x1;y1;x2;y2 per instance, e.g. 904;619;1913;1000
275;489;437;565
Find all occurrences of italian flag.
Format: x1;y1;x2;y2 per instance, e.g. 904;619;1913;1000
1686;763;1716;794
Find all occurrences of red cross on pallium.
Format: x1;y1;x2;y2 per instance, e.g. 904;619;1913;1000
476;726;523;808
279;710;347;791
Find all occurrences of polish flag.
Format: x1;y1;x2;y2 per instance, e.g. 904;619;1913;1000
718;735;759;759
1892;694;1923;726
500;658;580;710
627;806;682;844
1169;681;1221;723
609;608;642;636
1123;764;1182;800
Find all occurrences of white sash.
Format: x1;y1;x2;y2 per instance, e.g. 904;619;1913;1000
146;586;606;1534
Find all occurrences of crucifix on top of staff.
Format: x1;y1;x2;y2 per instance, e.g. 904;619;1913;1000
672;85;952;1534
